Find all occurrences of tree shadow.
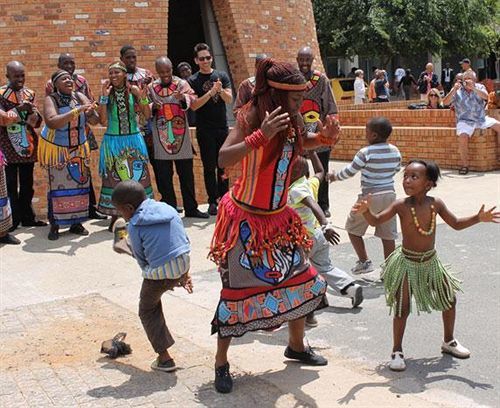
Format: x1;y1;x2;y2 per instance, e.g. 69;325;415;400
87;359;177;401
19;220;113;256
195;361;321;408
337;355;493;405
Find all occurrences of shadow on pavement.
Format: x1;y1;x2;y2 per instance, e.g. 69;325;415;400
337;355;493;405
195;362;320;407
87;359;177;400
19;220;113;256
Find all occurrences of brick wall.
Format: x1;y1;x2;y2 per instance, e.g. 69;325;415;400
212;0;323;87
332;127;498;172
0;1;168;99
0;1;321;100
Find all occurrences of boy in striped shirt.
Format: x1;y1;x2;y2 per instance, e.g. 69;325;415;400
329;117;401;274
111;180;193;373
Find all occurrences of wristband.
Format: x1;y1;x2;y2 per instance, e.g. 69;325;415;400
99;95;109;105
244;129;269;150
139;97;149;106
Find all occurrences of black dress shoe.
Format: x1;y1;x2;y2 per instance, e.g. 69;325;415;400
69;223;89;236
184;209;209;219
21;219;48;227
48;226;59;241
214;362;233;393
89;210;107;220
176;206;184;213
284;346;328;366
208;203;218;216
0;233;21;245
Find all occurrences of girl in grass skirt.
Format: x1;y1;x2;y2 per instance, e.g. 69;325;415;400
353;159;499;371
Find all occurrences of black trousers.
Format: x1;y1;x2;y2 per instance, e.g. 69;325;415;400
154;159;198;212
5;162;36;225
316;149;331;211
88;171;97;210
196;127;229;204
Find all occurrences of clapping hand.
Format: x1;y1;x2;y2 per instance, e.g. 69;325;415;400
477;205;500;223
260;106;290;140
101;79;112;96
317;114;340;146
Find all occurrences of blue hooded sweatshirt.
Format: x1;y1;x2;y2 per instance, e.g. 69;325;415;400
127;199;190;271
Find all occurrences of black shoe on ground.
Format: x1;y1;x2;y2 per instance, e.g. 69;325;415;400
0;233;21;245
21;219;48;227
69;223;89;236
89;210;107;220
214;362;233;393
184;209;209;219
48;226;59;241
208;203;218;216
284;346;328;366
176;206;184;214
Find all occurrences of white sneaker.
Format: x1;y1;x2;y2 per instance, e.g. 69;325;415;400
441;339;470;359
351;260;375;275
389;351;406;371
345;284;364;308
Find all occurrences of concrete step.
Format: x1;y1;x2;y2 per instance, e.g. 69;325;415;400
332;126;498;172
338;109;456;127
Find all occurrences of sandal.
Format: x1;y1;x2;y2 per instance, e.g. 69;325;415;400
458;166;469;175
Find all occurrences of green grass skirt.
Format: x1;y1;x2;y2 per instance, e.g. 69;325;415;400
382;246;462;317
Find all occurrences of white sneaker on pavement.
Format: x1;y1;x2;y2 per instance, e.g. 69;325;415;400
345;284;364;308
389;351;406;371
441;339;470;358
351;260;375;275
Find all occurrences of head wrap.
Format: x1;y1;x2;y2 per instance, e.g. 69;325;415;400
108;61;127;72
51;69;71;86
266;79;307;91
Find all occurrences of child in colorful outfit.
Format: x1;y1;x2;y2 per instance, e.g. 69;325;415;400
111;180;193;373
329;117;401;275
288;152;363;327
353;159;499;371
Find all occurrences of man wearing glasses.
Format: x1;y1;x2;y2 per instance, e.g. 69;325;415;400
188;43;232;216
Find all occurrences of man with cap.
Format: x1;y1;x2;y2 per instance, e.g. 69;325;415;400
460;58;473;74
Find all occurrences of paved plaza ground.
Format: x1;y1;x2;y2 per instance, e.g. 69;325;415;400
1;162;499;407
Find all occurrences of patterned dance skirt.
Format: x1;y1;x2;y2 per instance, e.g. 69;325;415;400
47;158;90;226
98;142;153;216
210;194;328;338
0;164;13;234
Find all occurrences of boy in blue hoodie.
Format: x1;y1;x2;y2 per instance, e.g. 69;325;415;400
111;180;192;373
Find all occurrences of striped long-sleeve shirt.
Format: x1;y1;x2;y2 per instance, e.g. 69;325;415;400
335;143;401;194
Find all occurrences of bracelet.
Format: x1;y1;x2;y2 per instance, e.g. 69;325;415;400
244;129;269;149
139;97;149;106
71;108;80;119
99;95;109;105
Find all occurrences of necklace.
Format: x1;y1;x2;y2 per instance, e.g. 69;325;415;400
410;204;436;236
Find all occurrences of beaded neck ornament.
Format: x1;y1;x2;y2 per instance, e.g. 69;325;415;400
410;204;436;236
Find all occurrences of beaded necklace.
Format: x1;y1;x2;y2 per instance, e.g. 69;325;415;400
410;203;436;236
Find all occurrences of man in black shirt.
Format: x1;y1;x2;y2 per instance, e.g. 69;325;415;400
188;43;232;216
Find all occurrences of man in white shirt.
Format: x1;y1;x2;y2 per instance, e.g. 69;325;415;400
354;69;366;104
394;66;405;97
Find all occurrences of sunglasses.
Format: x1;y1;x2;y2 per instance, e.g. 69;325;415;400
198;56;212;62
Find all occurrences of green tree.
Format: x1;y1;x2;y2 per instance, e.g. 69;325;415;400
313;0;499;64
